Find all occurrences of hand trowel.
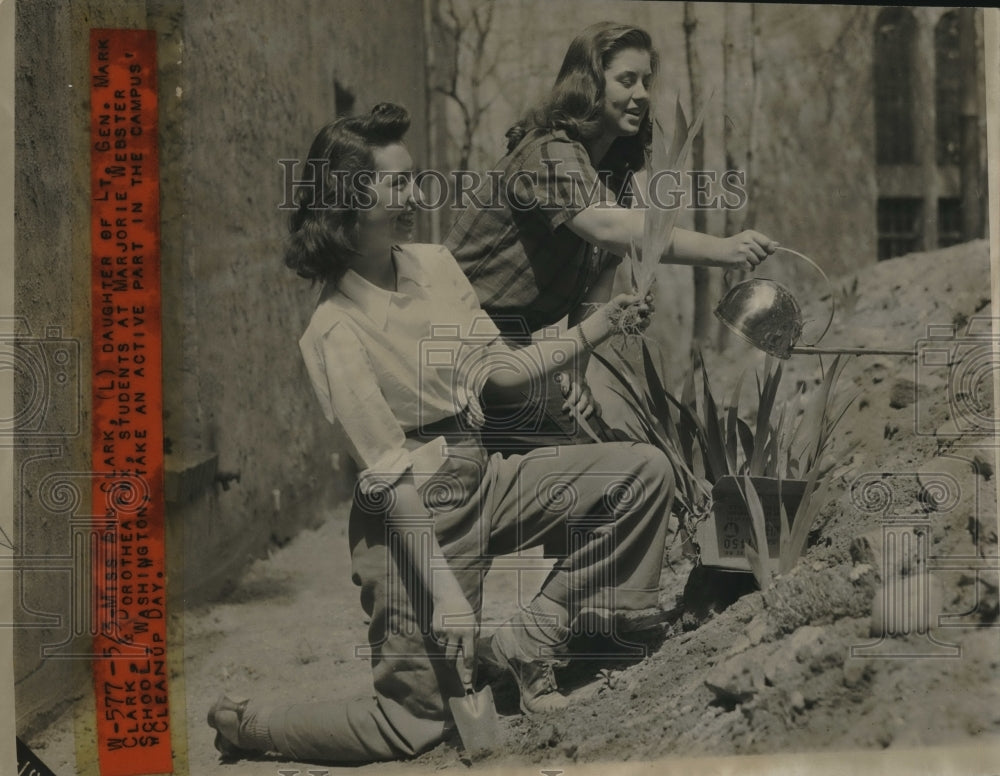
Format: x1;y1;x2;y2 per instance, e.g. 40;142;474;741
448;665;502;757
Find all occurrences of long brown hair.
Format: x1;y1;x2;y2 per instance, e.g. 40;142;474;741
506;22;658;174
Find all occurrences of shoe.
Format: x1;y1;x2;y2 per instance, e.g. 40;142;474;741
206;694;252;760
490;628;569;714
616;606;670;633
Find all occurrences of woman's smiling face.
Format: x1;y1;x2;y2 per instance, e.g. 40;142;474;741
599;47;653;139
358;142;416;243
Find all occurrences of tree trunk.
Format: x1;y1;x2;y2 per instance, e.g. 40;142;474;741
914;12;938;251
684;2;715;345
422;0;442;243
719;3;755;351
958;7;982;241
723;4;753;236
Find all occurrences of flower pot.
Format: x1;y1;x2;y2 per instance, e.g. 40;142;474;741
695;475;810;573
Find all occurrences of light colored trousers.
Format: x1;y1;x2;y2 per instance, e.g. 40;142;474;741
263;435;673;762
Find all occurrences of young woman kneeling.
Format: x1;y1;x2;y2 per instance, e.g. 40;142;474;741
207;103;674;765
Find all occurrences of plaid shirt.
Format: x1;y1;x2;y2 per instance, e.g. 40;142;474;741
444;129;631;336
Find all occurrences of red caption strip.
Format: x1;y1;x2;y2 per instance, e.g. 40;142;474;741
90;29;172;776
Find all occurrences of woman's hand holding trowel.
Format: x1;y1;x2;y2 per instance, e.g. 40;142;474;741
431;575;478;684
434;576;504;757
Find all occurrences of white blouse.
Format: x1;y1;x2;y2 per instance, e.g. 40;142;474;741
298;243;501;493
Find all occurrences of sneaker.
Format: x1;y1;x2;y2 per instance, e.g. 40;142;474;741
206;695;252;760
490;628;569;714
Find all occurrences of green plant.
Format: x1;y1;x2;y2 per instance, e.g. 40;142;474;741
591;344;711;532
595;342;853;583
736;356;853;590
837;276;861;317
740;457;839;592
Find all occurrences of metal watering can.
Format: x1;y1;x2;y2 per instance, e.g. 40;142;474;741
714;247;912;359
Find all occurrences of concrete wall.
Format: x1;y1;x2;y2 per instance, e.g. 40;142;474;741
14;0;429;736
13;0;148;735
158;0;429;602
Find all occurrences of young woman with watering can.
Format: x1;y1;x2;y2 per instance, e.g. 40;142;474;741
444;21;778;452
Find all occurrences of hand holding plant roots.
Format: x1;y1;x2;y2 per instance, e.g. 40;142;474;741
607;290;655;338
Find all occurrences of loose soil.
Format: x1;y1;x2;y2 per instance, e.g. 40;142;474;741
29;241;1000;773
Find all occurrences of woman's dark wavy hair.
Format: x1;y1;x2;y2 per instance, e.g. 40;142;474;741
506;22;658;174
285;102;410;284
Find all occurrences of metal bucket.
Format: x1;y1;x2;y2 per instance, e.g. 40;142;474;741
715;277;805;359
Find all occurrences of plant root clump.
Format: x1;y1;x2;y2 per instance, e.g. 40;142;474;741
607;304;647;342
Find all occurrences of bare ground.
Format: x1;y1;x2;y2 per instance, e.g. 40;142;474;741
29;240;1000;774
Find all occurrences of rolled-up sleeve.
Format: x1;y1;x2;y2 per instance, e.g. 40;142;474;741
301;321;411;494
429;245;504;407
509;137;614;231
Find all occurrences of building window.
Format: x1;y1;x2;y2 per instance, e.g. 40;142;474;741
874;7;917;164
938;198;963;247
935;11;961;166
878;197;923;260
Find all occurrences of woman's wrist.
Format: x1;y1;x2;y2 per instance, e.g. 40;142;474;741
576;321;597;353
578;306;611;349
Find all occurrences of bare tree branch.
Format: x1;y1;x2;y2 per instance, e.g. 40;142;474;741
429;0;500;169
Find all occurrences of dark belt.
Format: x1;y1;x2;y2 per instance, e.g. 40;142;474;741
405;412;481;445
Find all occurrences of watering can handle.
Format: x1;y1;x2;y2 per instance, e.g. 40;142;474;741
771;247;835;347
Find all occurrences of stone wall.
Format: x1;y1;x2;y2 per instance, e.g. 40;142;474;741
157;0;428;603
13;0;146;736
